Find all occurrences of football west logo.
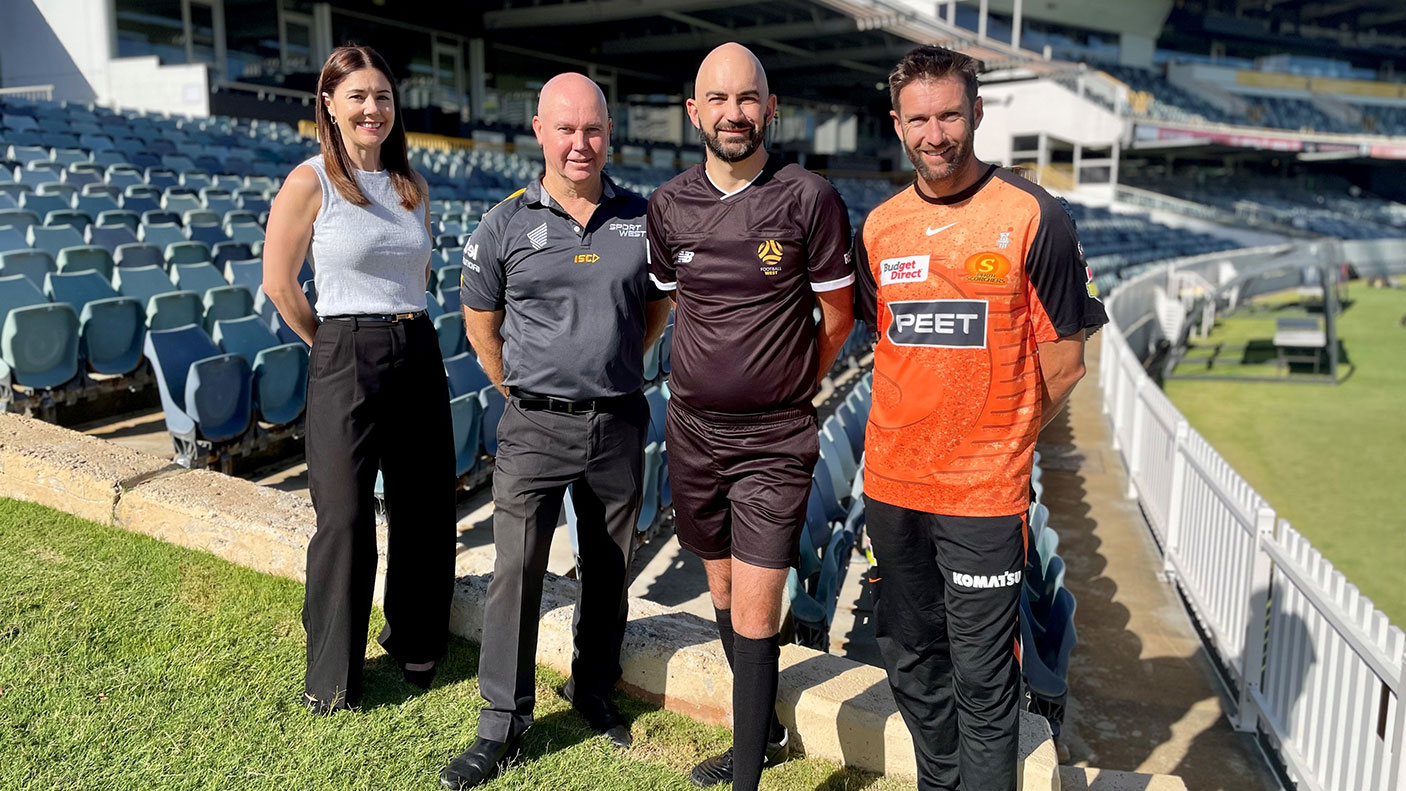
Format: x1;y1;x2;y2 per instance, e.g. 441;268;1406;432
757;239;784;276
964;251;1011;285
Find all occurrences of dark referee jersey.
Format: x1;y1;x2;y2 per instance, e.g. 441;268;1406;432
646;158;853;414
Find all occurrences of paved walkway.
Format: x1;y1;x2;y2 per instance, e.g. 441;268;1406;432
1041;341;1281;791
75;345;1283;789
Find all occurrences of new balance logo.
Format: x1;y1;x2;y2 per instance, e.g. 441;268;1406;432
676;250;695;264
950;570;1022;589
526;223;549;250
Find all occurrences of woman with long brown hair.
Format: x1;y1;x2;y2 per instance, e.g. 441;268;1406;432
262;44;455;715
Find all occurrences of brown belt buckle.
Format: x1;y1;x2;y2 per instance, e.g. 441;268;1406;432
390;312;416;323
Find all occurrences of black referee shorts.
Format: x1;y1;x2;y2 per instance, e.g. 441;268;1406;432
664;395;819;570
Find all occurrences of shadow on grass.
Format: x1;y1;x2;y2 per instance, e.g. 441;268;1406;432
360;636;482;711
809;767;884;790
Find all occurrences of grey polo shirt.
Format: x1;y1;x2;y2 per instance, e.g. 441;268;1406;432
460;175;666;400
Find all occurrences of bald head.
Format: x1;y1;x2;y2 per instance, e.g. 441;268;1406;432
688;43;774;165
694;43;769;101
533;72;612;189
537;72;608;119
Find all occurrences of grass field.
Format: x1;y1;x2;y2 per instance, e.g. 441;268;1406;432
0;498;905;791
1163;286;1406;624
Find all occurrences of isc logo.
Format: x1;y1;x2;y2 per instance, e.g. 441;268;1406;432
573;253;600;264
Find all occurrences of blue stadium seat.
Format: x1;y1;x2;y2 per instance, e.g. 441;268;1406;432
0;249;55;290
821;415;858;484
44;269;118;314
786;477;854;649
225;259;262;297
171;262;226;295
423;290;444;320
0;209;40;234
434;311;465;358
644;385;671;508
55;245;113;280
27;225;85;259
1020;589;1077;739
201;285;254;332
165;241;213;267
113;264;174;304
114;242;163;270
438;283;460;312
0;273;49;322
143;325;254;457
479;385;506;456
443;352;490;398
146;290;203;331
186;223;229;248
2;301;80;389
269;311;307;347
74;194;120;218
211;315;307;427
44;209;92;234
183;209;221;228
224;222;265;249
643;334;661;381
637;442;663;532
77;296;145;375
449;392;484;476
140;223;186;251
20;191;68;218
211;241;251;270
87;223;139;253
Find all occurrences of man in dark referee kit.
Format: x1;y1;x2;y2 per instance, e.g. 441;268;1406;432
646;43;855;791
439;72;671;790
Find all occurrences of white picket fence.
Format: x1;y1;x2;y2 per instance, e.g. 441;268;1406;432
1099;249;1406;791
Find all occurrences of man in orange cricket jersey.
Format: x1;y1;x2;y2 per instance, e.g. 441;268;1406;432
853;46;1108;790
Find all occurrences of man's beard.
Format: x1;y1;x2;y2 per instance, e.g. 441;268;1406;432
700;119;767;163
905;136;970;184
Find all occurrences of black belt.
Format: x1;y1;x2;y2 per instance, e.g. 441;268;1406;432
510;388;636;414
321;311;427;325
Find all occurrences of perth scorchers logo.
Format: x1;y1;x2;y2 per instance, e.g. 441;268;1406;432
757;239;783;276
964;251;1011;285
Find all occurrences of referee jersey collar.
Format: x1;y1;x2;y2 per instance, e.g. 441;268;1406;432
524;174;619;209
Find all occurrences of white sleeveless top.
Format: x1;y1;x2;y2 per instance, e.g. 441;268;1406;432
303;155;430;316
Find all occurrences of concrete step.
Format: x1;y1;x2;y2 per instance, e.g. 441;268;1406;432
1060;766;1189;791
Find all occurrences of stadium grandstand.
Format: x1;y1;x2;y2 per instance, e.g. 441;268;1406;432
1;2;1404;790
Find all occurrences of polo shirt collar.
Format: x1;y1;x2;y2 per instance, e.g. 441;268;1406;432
525;174;618;208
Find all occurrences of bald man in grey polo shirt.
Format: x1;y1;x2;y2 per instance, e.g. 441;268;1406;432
440;73;671;790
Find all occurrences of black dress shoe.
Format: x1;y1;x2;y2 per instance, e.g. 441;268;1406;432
689;727;790;787
402;664;436;690
439;737;515;790
563;679;632;749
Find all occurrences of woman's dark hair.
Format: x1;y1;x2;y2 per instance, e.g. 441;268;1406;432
315;45;421;211
888;46;982;114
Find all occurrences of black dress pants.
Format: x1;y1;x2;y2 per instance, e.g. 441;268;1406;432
303;315;456;706
476;392;648;742
864;496;1026;791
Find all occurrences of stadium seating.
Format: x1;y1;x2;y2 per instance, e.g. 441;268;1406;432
0;274;79;389
0;249;55;289
144;324;254;466
211;315;307;427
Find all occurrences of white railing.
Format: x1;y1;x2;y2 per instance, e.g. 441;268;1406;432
0;84;55;102
1100;245;1406;791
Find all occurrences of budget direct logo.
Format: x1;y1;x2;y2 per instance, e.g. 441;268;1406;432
964;251;1011;285
879;254;929;286
757;239;784;276
885;299;988;349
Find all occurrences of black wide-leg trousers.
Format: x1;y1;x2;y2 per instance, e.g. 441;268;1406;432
476;393;648;742
303;314;456;706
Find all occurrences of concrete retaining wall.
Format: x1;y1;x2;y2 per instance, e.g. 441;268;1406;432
0;413;1068;787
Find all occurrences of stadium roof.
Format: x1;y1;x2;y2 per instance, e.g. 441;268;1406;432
473;0;1048;107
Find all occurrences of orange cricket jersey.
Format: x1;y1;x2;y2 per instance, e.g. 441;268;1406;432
853;165;1107;517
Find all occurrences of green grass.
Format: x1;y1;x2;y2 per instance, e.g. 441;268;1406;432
0;498;903;791
1163;287;1406;623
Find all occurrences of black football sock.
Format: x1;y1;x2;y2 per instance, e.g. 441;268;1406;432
716;608;785;744
731;633;780;791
